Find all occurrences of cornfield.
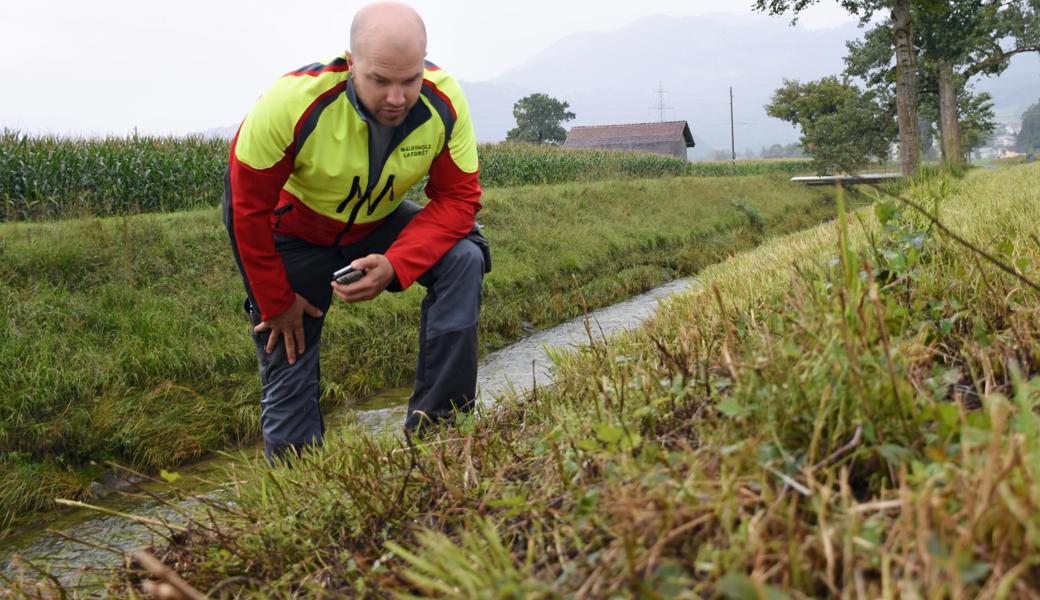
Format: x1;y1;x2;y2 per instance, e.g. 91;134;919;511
0;129;227;221
0;130;811;221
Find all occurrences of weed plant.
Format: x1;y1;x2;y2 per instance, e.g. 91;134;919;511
78;164;1040;598
0;173;840;529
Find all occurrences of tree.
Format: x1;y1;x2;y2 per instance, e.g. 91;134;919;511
505;93;576;145
760;143;806;158
766;77;896;174
755;0;921;176
956;89;997;158
846;31;997;161
845;1;1039;165
1018;100;1040;153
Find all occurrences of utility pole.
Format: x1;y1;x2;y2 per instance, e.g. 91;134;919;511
729;86;736;168
652;82;672;122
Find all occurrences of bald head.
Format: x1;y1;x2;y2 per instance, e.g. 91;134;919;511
347;2;428;127
350;2;427;59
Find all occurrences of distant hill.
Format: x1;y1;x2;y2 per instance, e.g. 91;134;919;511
204;14;1038;159
462;13;860;159
461;13;1039;159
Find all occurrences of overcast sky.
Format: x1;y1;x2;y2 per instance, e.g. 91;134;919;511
0;1;856;136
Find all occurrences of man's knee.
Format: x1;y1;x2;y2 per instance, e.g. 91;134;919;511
442;238;485;280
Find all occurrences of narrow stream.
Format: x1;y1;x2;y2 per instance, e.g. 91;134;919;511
1;277;697;590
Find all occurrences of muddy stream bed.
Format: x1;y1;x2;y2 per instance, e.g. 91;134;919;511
1;277;697;590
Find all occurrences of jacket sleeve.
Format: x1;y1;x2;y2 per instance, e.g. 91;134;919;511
227;88;298;322
383;85;482;289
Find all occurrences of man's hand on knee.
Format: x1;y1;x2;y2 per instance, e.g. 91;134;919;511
332;254;395;303
254;293;324;365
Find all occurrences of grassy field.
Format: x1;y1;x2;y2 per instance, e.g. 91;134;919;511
0;131;812;221
0;172;843;529
83;164;1040;598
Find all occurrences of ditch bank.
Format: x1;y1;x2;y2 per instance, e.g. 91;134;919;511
1;277;698;590
0;174;849;529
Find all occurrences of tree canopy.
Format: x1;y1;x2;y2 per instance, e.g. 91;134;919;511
766;77;896;174
844;0;1038;164
844;16;998;160
505;93;576;145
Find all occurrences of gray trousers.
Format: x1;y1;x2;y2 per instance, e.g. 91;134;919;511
224;197;488;461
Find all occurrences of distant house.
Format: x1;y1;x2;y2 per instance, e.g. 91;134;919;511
563;121;695;160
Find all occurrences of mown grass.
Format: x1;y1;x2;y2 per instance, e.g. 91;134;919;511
0;173;842;530
0;131;811;221
80;164;1040;598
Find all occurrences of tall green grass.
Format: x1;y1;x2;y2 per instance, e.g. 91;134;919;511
0;173;842;528
86;164;1038;598
0;131;811;221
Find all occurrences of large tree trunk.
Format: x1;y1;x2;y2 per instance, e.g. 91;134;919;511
892;0;920;177
938;60;963;166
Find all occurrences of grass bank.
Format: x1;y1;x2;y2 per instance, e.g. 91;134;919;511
91;164;1040;598
0;130;811;221
0;173;841;529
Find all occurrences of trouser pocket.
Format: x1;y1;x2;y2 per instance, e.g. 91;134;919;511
466;224;492;274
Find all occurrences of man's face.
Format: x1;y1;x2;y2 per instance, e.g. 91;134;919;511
350;43;425;128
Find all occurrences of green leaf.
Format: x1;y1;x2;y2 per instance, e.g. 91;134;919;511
159;469;181;484
1013;407;1040;439
620;431;643;451
935;402;960;434
717;397;748;418
878;444;912;466
595;423;624;445
874;200;899;224
577;438;599;451
960;561;991;585
576;489;599;515
487;494;526;509
718;573;790;600
718;573;758;600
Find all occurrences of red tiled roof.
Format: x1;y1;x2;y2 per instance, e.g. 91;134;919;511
564;120;695;147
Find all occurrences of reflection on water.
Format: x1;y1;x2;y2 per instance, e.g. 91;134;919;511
1;277;697;588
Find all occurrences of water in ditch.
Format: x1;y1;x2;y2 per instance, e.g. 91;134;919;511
1;277;697;591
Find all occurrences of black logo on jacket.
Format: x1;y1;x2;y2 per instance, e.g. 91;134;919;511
336;175;396;216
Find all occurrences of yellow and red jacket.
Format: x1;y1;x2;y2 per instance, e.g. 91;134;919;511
228;55;482;321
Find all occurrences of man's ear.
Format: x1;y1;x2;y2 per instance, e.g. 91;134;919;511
345;51;352;67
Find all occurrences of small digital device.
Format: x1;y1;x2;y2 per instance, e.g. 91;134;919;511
333;265;366;285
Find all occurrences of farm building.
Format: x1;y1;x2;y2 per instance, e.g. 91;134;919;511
563;121;695;160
